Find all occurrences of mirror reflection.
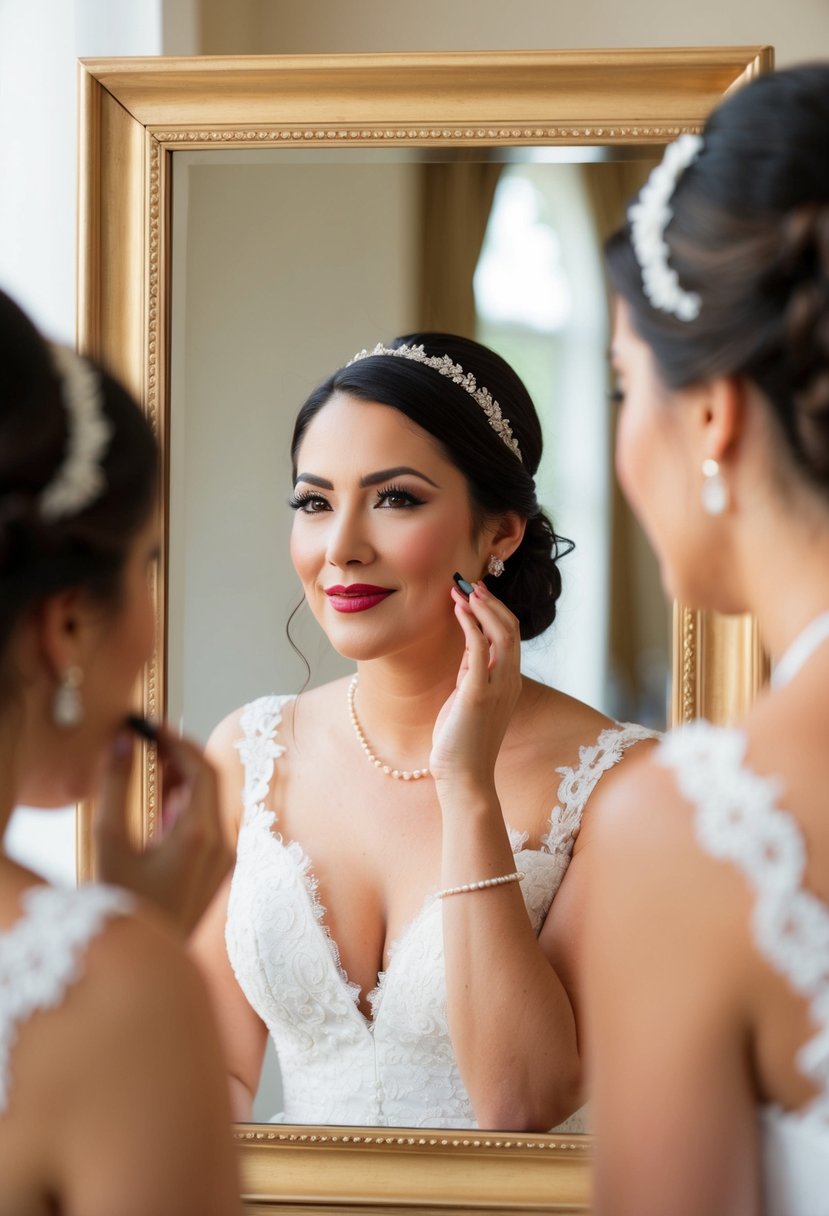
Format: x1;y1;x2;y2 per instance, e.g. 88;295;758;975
170;147;665;1126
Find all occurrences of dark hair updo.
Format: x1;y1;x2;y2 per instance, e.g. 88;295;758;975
291;332;573;640
607;63;829;490
0;288;158;698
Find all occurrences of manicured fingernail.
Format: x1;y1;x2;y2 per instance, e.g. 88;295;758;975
452;572;475;599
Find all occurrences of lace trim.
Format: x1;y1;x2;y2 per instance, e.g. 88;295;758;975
0;883;134;1113
541;722;658;859
236;696;362;1010
657;722;829;1122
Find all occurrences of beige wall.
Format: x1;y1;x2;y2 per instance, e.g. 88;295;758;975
200;0;826;66
168;154;420;743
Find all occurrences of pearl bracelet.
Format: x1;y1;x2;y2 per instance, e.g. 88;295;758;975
437;871;525;899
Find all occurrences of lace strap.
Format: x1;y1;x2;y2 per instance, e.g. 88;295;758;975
234;695;293;828
542;722;658;859
657;721;829;1115
0;883;134;1113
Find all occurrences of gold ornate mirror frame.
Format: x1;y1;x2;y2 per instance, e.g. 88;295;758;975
77;48;771;1214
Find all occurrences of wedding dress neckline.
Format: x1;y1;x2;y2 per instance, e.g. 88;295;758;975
233;693;655;1031
771;608;829;689
226;693;655;1129
247;777;545;1031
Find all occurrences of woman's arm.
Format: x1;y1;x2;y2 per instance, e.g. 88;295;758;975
189;710;270;1121
583;760;761;1216
434;581;583;1129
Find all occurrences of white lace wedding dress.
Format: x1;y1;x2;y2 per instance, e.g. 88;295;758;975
657;722;829;1216
225;693;654;1130
0;883;133;1115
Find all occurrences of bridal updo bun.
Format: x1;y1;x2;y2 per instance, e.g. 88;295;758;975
606;63;829;492
291;332;572;640
0;289;157;680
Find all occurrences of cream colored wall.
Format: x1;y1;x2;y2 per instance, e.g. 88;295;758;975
168;155;420;744
200;0;825;66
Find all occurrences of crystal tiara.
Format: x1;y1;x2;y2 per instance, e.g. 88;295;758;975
39;345;113;522
346;343;523;462
628;133;703;322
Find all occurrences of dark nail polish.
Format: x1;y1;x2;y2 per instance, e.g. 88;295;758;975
452;572;475;598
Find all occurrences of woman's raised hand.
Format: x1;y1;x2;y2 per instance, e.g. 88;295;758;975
430;581;523;789
94;726;233;937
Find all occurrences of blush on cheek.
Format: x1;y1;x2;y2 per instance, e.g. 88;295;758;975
396;525;447;573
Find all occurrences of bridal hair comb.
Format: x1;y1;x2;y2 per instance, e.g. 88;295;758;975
39;345;113;522
346;343;523;461
628;133;704;322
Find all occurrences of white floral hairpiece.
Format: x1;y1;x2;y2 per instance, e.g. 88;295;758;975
39;345;113;522
346;343;523;462
628;133;703;322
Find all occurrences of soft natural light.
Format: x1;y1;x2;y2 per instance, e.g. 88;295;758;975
474;175;571;333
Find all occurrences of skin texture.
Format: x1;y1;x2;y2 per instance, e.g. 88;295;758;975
0;518;239;1216
192;390;654;1131
583;300;829;1216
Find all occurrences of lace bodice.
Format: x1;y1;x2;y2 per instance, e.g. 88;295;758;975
225;693;654;1130
657;723;829;1216
0;883;134;1114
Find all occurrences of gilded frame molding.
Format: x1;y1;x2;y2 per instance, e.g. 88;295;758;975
77;48;771;1213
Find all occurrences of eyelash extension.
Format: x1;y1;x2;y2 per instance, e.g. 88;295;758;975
288;490;329;511
375;483;427;508
288;484;427;511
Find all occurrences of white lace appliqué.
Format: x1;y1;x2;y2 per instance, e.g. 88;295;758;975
226;698;655;1128
658;723;829;1124
542;723;658;890
0;883;133;1114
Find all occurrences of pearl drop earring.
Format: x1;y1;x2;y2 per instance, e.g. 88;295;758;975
701;458;729;516
53;666;84;728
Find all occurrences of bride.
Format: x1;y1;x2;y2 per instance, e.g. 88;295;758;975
585;63;829;1216
193;332;656;1131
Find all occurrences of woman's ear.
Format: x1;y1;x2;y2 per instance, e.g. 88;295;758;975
487;511;527;561
696;375;746;465
34;588;87;680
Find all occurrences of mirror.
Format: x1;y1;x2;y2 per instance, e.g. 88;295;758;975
167;144;669;758
78;48;771;1213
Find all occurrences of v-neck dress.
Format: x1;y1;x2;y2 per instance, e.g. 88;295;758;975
225;694;655;1129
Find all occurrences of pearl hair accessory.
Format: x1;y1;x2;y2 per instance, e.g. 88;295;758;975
487;554;505;577
52;666;84;729
701;457;729;516
39;345;113;522
628;133;703;322
346;343;523;462
437;871;526;899
348;675;430;781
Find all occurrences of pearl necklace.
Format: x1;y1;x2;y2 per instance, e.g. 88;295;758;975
347;675;431;781
771;609;829;690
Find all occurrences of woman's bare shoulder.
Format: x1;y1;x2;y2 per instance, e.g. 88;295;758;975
516;676;658;759
13;900;241;1213
206;677;352;757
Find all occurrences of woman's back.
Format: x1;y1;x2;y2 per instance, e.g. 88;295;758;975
0;870;240;1216
587;644;829;1215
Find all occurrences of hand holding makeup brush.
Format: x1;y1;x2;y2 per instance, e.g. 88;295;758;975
94;723;233;937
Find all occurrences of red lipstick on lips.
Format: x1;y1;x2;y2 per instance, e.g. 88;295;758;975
325;584;394;613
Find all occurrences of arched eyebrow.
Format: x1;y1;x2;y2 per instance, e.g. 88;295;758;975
293;466;440;490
